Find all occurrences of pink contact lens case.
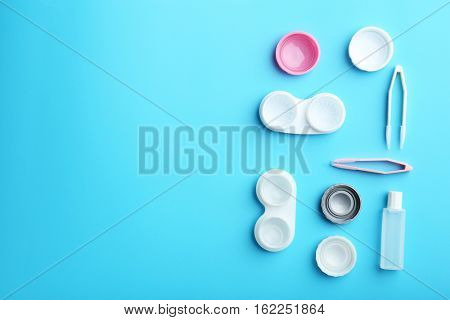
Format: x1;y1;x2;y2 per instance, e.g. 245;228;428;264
275;32;320;75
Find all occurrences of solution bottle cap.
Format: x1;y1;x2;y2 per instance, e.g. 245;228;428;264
387;191;403;210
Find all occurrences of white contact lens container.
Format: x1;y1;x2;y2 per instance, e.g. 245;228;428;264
254;169;297;252
259;91;346;134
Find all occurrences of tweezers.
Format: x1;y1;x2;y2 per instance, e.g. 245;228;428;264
387;65;407;150
332;158;413;175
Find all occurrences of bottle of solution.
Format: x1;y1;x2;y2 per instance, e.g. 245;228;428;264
380;191;406;270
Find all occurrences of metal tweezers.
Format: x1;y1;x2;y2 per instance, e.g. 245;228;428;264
332;158;413;175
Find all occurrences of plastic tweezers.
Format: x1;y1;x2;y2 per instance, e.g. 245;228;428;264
332;158;413;175
387;65;408;150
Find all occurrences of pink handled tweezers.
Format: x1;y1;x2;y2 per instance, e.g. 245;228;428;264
332;158;413;175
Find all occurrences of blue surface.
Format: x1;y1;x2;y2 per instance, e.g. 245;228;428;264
1;0;449;299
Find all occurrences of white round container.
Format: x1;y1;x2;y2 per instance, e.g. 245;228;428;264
348;26;394;72
316;236;357;277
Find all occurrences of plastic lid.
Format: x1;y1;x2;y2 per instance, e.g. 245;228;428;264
275;32;320;75
259;91;298;130
348;26;394;72
306;93;346;133
387;191;403;210
316;236;357;277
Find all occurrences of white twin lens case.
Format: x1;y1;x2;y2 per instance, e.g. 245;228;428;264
254;169;296;252
259;91;346;134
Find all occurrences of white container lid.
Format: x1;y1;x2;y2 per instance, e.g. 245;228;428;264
348;26;394;72
316;236;357;277
259;91;298;130
306;93;346;133
387;191;403;210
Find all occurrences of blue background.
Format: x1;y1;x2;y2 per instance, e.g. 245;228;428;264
1;0;449;299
